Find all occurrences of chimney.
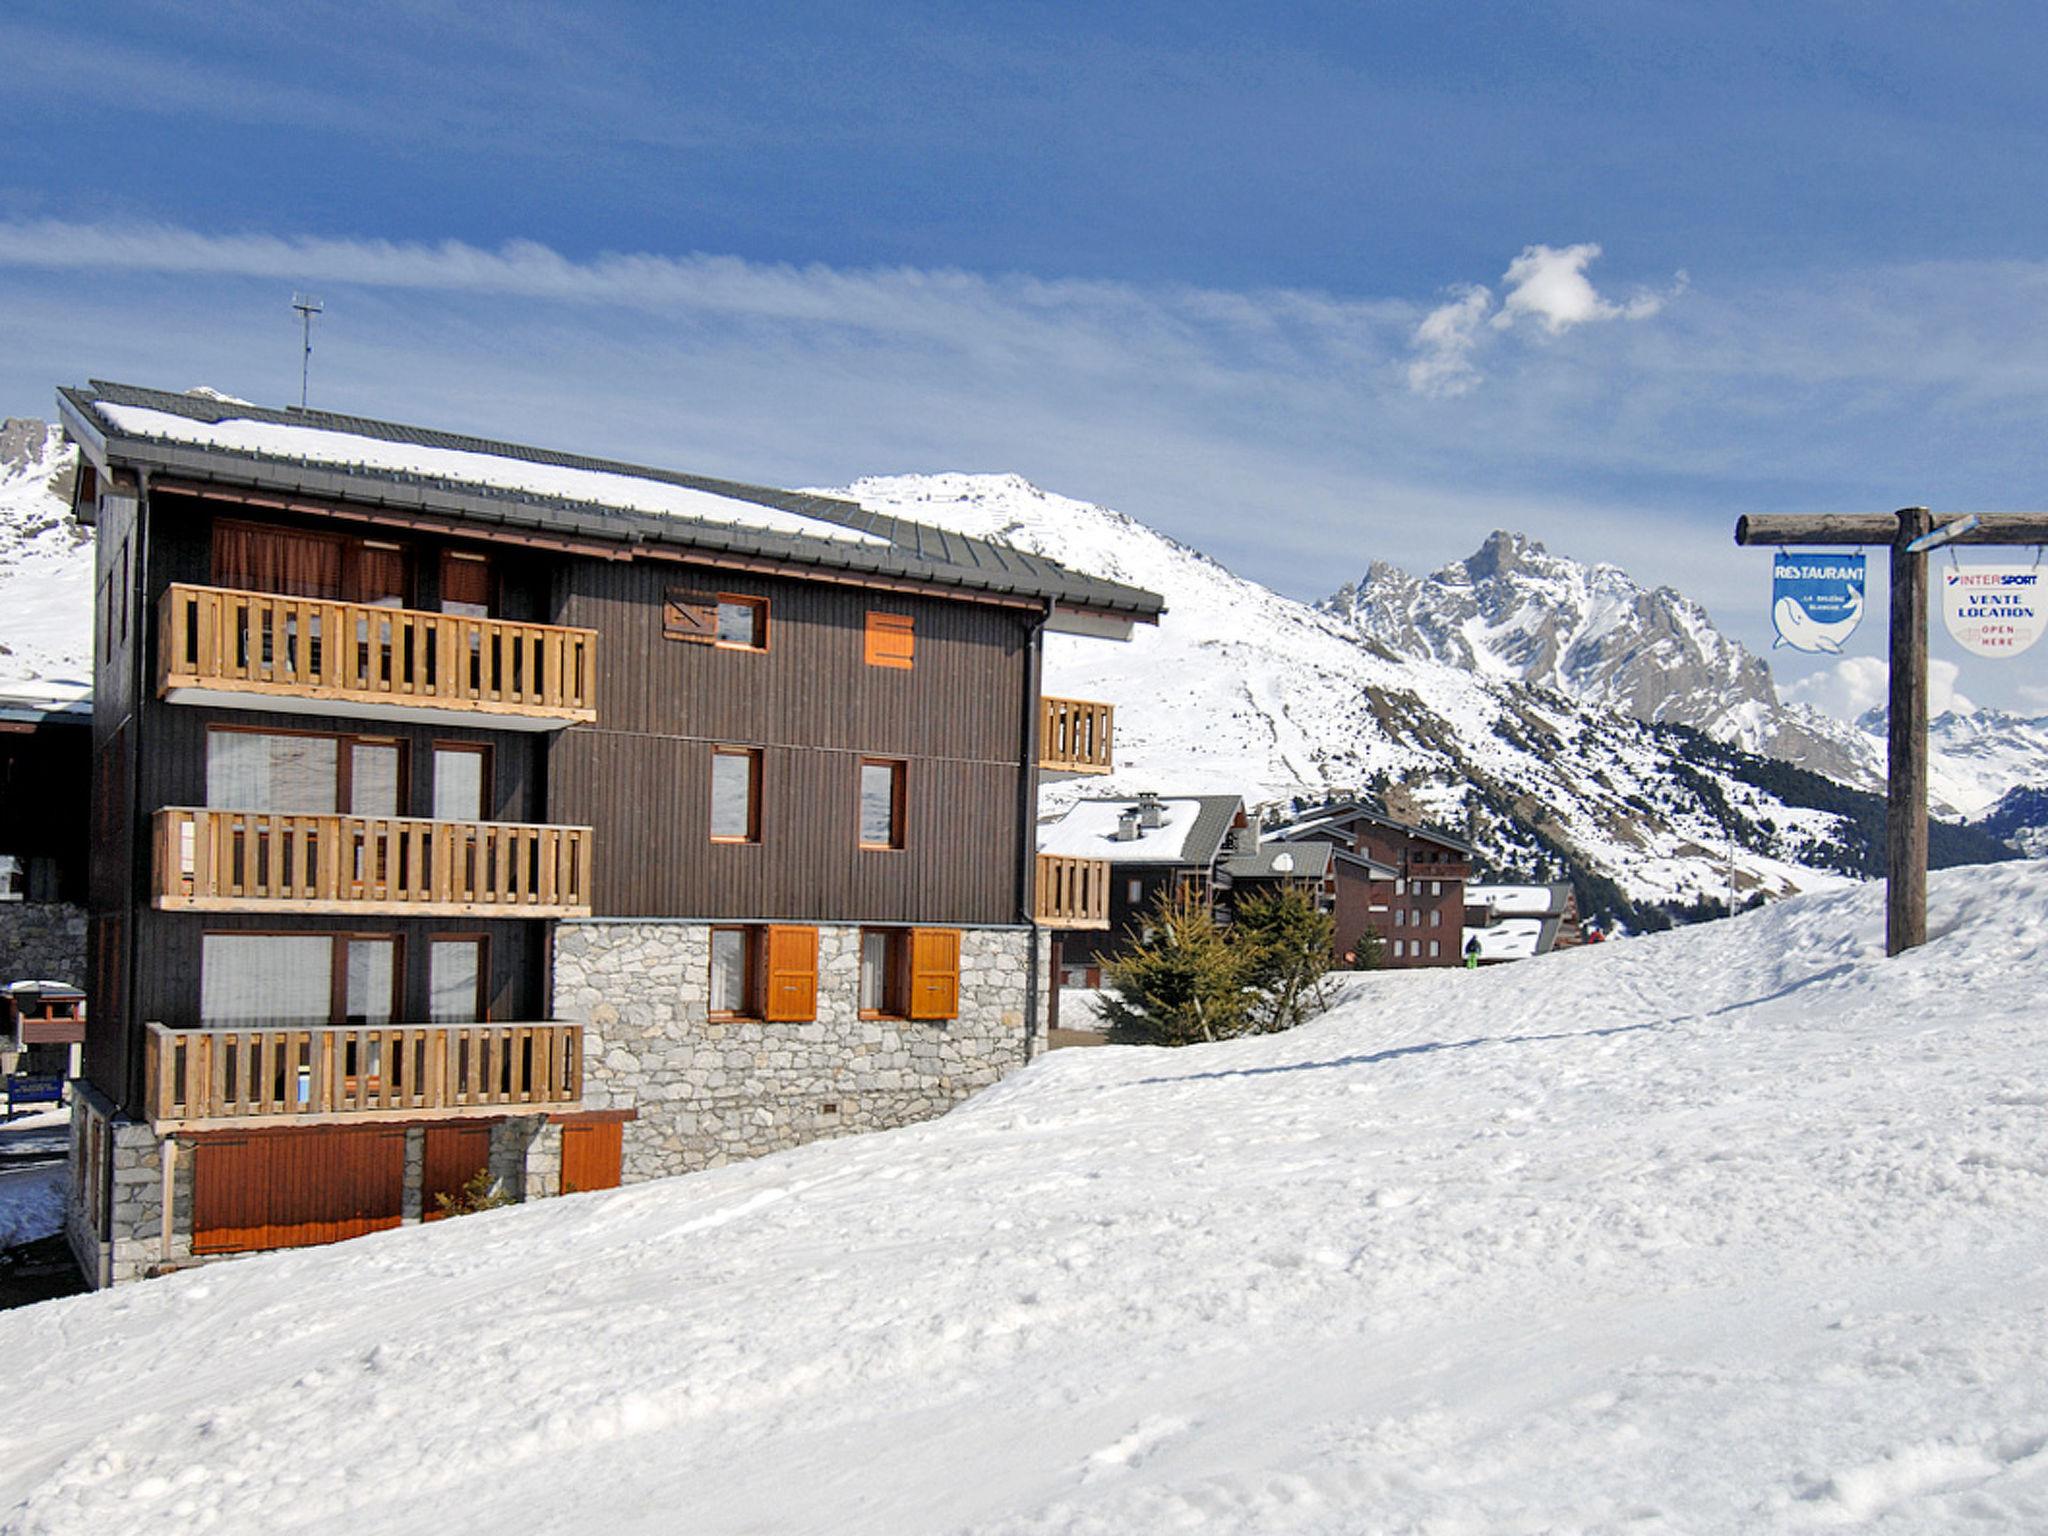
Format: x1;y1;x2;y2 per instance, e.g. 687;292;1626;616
1136;792;1164;829
1116;808;1143;842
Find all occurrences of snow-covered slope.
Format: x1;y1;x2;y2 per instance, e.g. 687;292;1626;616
0;419;91;700
1852;706;2048;820
1323;529;1879;784
827;476;2007;917
8;864;2048;1534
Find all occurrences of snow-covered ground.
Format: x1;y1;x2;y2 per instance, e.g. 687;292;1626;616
7;864;2048;1532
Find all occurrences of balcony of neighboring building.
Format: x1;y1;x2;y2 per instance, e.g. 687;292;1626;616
1033;853;1112;929
158;583;597;729
143;1019;584;1131
153;807;594;918
1038;696;1115;777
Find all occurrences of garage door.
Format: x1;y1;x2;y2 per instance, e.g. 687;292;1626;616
191;1125;408;1254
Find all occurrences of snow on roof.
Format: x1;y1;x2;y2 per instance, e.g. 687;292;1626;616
98;404;892;548
1036;797;1207;864
1468;884;1567;917
1463;919;1547;961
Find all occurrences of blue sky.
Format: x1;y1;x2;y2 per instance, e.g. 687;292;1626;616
4;0;2048;713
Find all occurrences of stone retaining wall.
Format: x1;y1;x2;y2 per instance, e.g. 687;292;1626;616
552;922;1048;1183
0;901;85;985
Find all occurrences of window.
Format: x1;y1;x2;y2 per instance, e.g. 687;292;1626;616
1429;909;1442;928
864;611;915;669
1395;878;1407;895
1392;939;1405;958
439;551;491;617
0;854;23;903
714;596;768;650
429;938;486;1023
710;748;762;842
1411;908;1422;926
206;728;404;815
1126;878;1144;904
859;759;905;849
433;744;491;822
709;927;758;1017
200;933;399;1027
1394;909;1406;927
1428;940;1441;958
860;929;909;1017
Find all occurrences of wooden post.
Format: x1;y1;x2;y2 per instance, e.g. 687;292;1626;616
1886;509;1931;956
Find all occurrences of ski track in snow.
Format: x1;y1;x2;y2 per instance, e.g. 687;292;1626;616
5;864;2048;1533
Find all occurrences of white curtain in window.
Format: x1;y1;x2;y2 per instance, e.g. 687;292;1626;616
860;932;887;1013
206;733;338;813
429;940;481;1023
433;750;486;822
710;931;748;1012
343;938;397;1025
201;935;333;1025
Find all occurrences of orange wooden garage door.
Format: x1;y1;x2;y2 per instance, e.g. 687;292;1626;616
421;1124;494;1222
191;1126;407;1254
560;1120;622;1195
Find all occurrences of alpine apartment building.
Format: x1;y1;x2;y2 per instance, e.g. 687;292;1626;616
58;380;1159;1285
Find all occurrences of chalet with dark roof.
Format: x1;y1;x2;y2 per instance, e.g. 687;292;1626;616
1265;799;1475;968
56;380;1161;1284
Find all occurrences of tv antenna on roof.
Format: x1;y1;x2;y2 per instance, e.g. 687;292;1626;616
291;293;324;408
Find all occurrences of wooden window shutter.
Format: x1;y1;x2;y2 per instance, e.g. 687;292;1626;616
762;925;818;1022
865;611;915;668
907;928;961;1021
664;588;720;643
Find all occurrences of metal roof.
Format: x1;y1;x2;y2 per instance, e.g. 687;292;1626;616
1268;798;1478;856
1220;841;1333;881
58;381;1165;621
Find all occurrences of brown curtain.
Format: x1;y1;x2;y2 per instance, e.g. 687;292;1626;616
213;520;346;599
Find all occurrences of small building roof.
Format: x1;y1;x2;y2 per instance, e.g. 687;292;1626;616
1467;883;1574;918
0;684;91;727
1220;841;1333;881
1330;847;1401;881
58;381;1165;624
1037;794;1243;868
1267;798;1478;856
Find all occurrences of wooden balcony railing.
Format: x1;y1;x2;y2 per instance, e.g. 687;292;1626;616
159;584;597;725
154;807;594;917
1039;696;1115;775
1034;853;1112;929
145;1020;583;1127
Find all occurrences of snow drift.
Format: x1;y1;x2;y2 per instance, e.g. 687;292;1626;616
6;862;2048;1533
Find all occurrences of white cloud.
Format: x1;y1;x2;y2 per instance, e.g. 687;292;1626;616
1783;656;1974;723
1405;242;1679;395
1405;284;1492;398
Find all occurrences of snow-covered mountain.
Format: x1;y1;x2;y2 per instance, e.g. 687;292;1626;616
1320;530;1879;786
0;418;92;700
9;866;2048;1532
827;474;2013;924
1849;706;2048;820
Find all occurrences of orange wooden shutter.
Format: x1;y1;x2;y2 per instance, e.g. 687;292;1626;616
865;611;915;668
907;928;961;1020
560;1121;623;1194
664;588;720;642
763;925;818;1021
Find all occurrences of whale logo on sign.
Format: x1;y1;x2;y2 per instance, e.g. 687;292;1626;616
1943;565;2044;658
1772;552;1866;654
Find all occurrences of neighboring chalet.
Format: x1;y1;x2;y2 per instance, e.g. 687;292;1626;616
1463;883;1583;964
57;380;1160;1285
1038;792;1335;989
1264;799;1476;968
0;687;90;986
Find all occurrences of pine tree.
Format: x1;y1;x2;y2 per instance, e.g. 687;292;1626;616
1100;886;1253;1046
1233;886;1336;1033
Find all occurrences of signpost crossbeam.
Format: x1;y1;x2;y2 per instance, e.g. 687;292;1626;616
1735;507;2048;957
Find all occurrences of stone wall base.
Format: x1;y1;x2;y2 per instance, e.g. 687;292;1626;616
553;921;1050;1184
0;901;85;986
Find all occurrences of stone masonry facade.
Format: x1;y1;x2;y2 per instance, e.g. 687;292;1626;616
552;921;1049;1183
0;901;86;985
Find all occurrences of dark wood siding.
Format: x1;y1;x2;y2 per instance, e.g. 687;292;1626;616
190;1124;407;1253
551;559;1034;924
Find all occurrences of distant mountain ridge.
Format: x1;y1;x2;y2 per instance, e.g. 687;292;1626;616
0;418;91;698
1320;530;1879;787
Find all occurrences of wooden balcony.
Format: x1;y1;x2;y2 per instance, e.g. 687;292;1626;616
145;1020;583;1130
1039;696;1114;776
154;807;593;917
1034;853;1112;930
159;584;597;729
